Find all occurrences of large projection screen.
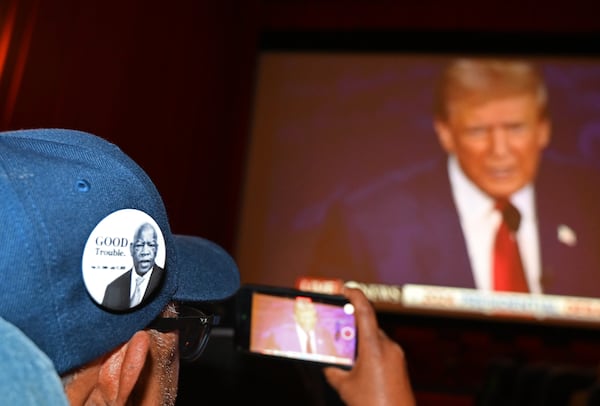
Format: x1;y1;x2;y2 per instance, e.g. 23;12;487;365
236;39;600;326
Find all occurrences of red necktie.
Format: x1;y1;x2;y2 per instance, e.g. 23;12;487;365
493;200;529;293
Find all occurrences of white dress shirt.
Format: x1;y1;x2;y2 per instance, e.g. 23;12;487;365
295;324;316;354
130;268;153;307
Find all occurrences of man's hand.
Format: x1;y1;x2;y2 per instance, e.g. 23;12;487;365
323;287;416;406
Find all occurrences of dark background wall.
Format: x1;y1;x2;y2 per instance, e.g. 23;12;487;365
1;0;260;250
3;1;600;404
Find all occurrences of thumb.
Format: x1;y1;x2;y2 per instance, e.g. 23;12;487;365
323;366;349;390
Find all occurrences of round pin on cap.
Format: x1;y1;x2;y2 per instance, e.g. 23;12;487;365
81;209;167;312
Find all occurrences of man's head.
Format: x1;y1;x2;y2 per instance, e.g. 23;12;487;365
0;129;240;405
131;222;159;275
294;297;318;333
433;58;551;199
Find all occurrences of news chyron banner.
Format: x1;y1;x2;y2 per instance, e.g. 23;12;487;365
296;277;600;324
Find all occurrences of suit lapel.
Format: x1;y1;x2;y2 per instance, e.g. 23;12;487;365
417;159;475;288
535;156;600;297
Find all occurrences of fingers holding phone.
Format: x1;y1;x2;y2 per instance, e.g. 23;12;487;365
323;287;416;406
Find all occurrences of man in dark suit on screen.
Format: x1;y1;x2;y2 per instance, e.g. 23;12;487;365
311;58;600;298
261;297;340;358
102;222;165;310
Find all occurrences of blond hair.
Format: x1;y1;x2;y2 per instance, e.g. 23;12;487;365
434;58;548;121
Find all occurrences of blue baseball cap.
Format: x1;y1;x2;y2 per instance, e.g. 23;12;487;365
0;128;240;375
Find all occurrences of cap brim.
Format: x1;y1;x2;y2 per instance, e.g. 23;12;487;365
172;235;240;303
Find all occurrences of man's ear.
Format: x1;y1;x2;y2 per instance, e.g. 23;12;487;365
97;330;151;405
538;118;551;149
434;120;456;154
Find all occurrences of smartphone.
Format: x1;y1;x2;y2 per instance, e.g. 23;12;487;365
234;284;357;368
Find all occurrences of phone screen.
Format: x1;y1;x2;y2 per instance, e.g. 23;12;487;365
235;285;357;368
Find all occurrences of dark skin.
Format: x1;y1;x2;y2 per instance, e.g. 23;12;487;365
62;306;179;406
